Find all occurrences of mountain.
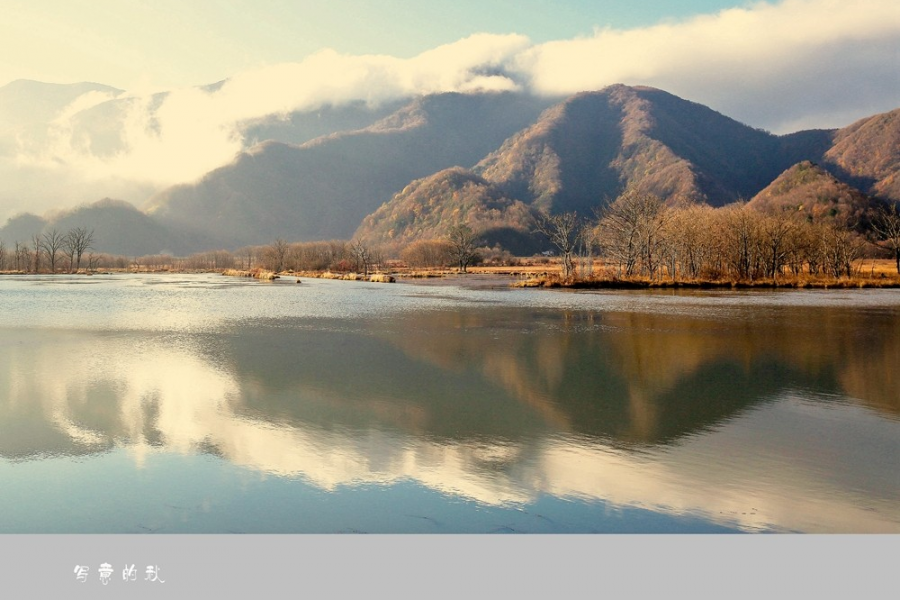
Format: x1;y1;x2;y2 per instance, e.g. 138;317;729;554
240;99;407;148
354;167;538;253
152;85;898;255
0;78;399;158
823;109;900;202
0;199;194;256
65;93;406;159
356;85;850;247
747;161;874;227
145;92;555;252
472;85;829;212
0;80;151;216
0;213;48;245
0;79;407;219
2;82;897;258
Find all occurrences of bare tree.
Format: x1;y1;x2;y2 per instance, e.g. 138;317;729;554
575;224;597;279
265;238;289;273
401;239;452;269
349;239;373;277
30;233;44;273
41;228;65;273
446;223;480;274
597;191;666;278
533;212;582;280
368;246;385;274
720;204;762;280
63;227;94;273
659;204;717;280
871;203;900;273
242;246;255;270
14;241;31;272
0;239;5;271
820;223;865;278
759;213;798;281
328;241;349;269
785;219;818;276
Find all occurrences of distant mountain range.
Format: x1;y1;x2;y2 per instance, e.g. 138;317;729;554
144;92;552;251
356;86;897;250
1;82;897;256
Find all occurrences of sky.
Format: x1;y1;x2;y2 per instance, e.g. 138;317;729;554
1;0;754;91
0;0;898;218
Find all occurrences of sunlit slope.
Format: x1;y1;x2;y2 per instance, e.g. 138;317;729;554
145;92;553;251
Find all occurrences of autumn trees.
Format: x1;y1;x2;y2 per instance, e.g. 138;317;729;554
395;223;483;272
349;239;374;277
530;190;884;283
872;203;900;273
256;223;482;274
2;195;891;281
400;239;452;269
532;191;670;282
265;238;290;273
446;223;480;273
199;198;895;282
595;191;667;279
534;211;584;280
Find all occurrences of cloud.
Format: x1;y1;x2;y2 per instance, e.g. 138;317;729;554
2;0;898;217
518;0;900;131
12;33;530;191
203;33;529;121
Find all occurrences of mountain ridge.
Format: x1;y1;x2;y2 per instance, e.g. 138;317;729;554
1;84;897;256
143;91;556;252
355;85;886;250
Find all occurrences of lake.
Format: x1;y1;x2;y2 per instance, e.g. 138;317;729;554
1;273;898;533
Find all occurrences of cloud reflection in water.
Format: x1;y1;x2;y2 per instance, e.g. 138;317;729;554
2;311;898;533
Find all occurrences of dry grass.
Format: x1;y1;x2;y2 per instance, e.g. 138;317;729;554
222;268;279;280
508;258;900;289
311;257;900;289
512;275;900;289
858;258;900;278
279;270;398;283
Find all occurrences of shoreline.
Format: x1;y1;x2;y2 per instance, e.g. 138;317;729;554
4;266;900;290
512;276;900;290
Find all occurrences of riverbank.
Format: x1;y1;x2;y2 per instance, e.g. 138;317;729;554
511;273;900;289
7;258;899;290
218;262;900;289
222;268;397;283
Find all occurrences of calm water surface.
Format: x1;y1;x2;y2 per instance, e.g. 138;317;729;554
1;273;898;533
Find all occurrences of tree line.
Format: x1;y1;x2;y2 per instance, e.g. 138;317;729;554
248;225;485;275
135;239;387;275
368;193;900;282
4;193;898;281
0;227;95;273
533;191;900;282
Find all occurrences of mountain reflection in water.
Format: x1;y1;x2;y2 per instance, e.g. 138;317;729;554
1;275;898;533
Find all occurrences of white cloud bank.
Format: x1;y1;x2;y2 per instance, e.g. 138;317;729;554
2;0;898;216
10;33;530;192
520;0;900;132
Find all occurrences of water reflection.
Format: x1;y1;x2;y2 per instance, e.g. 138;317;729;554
2;293;899;533
373;306;900;441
